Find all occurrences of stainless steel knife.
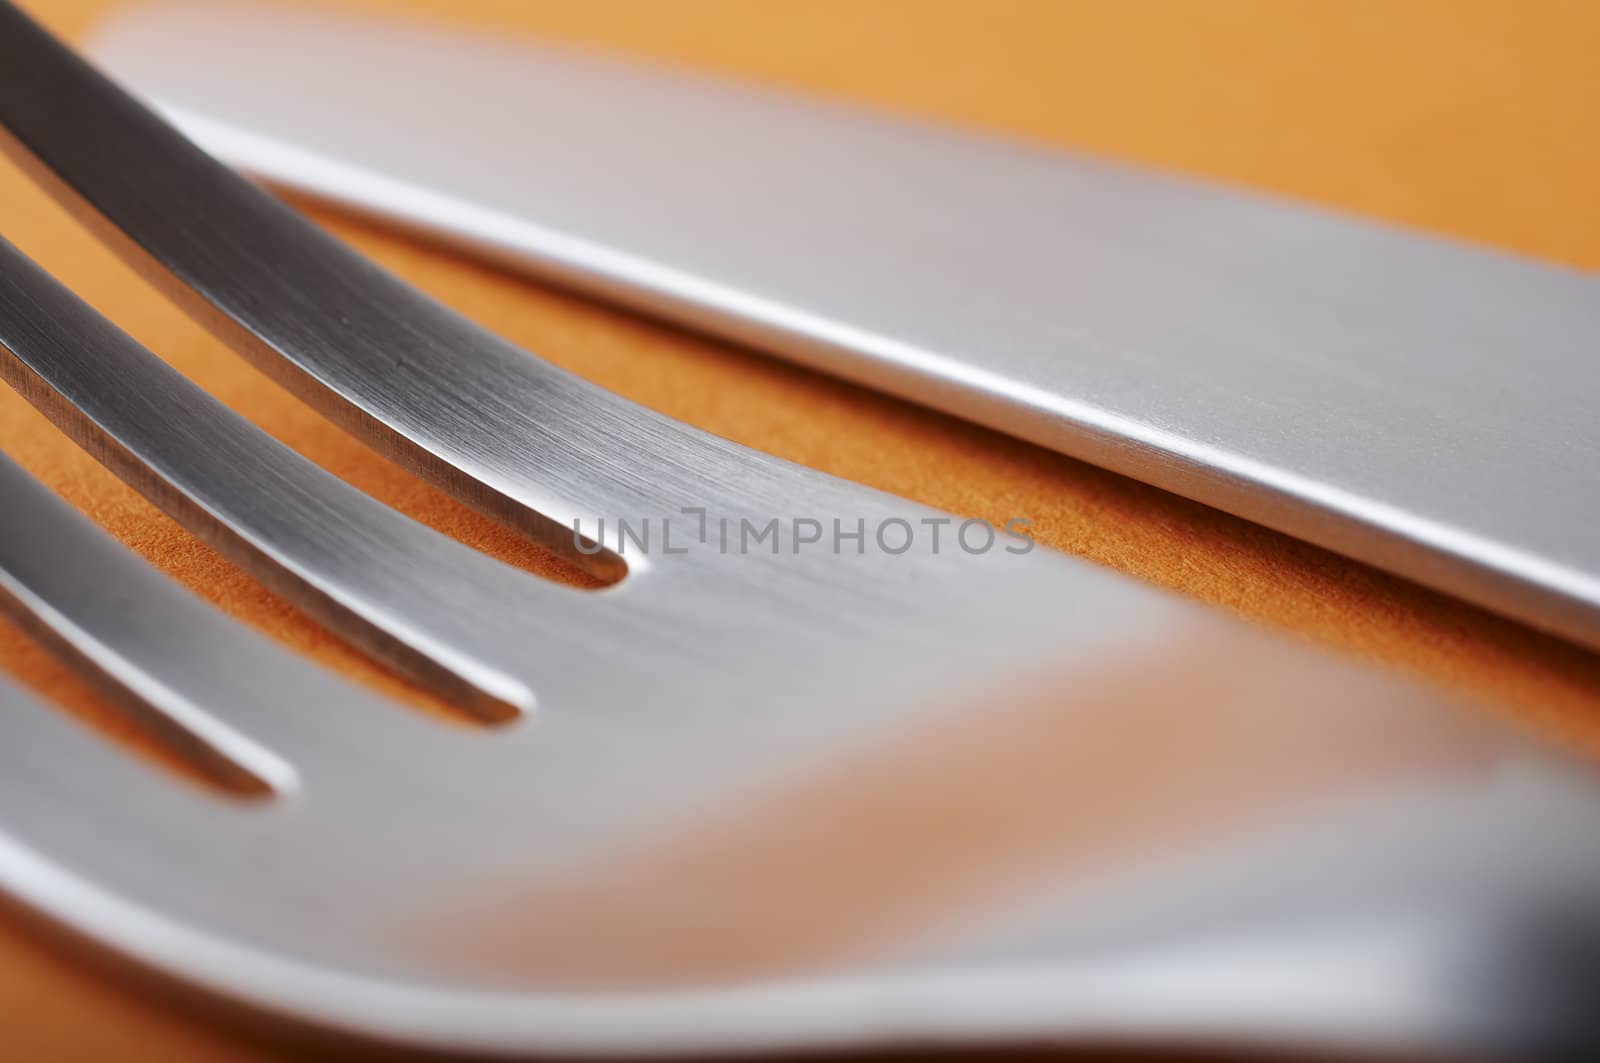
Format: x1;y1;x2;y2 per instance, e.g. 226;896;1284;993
90;1;1600;651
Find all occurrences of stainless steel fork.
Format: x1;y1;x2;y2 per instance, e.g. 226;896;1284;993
3;3;1600;1058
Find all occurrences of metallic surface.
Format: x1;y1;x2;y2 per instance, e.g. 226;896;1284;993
86;1;1600;652
9;261;1600;1063
4;3;1600;1057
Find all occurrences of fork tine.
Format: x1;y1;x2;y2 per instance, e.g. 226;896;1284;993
0;671;241;836
0;1;684;575
0;669;297;987
0;449;453;786
0;233;590;720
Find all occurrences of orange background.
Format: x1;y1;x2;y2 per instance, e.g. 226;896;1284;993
2;0;1599;1057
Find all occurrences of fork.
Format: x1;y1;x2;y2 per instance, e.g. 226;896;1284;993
3;2;1600;1058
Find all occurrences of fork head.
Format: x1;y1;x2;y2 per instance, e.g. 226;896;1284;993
10;429;1600;1060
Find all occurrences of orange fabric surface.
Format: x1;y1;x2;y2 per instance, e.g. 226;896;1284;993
2;0;1599;1056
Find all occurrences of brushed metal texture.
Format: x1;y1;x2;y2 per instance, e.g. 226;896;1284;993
88;1;1600;651
5;4;1600;1058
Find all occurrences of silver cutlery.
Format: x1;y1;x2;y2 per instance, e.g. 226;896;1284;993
87;0;1600;655
4;3;1600;1058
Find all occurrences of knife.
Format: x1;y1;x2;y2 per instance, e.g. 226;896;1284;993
90;1;1600;651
